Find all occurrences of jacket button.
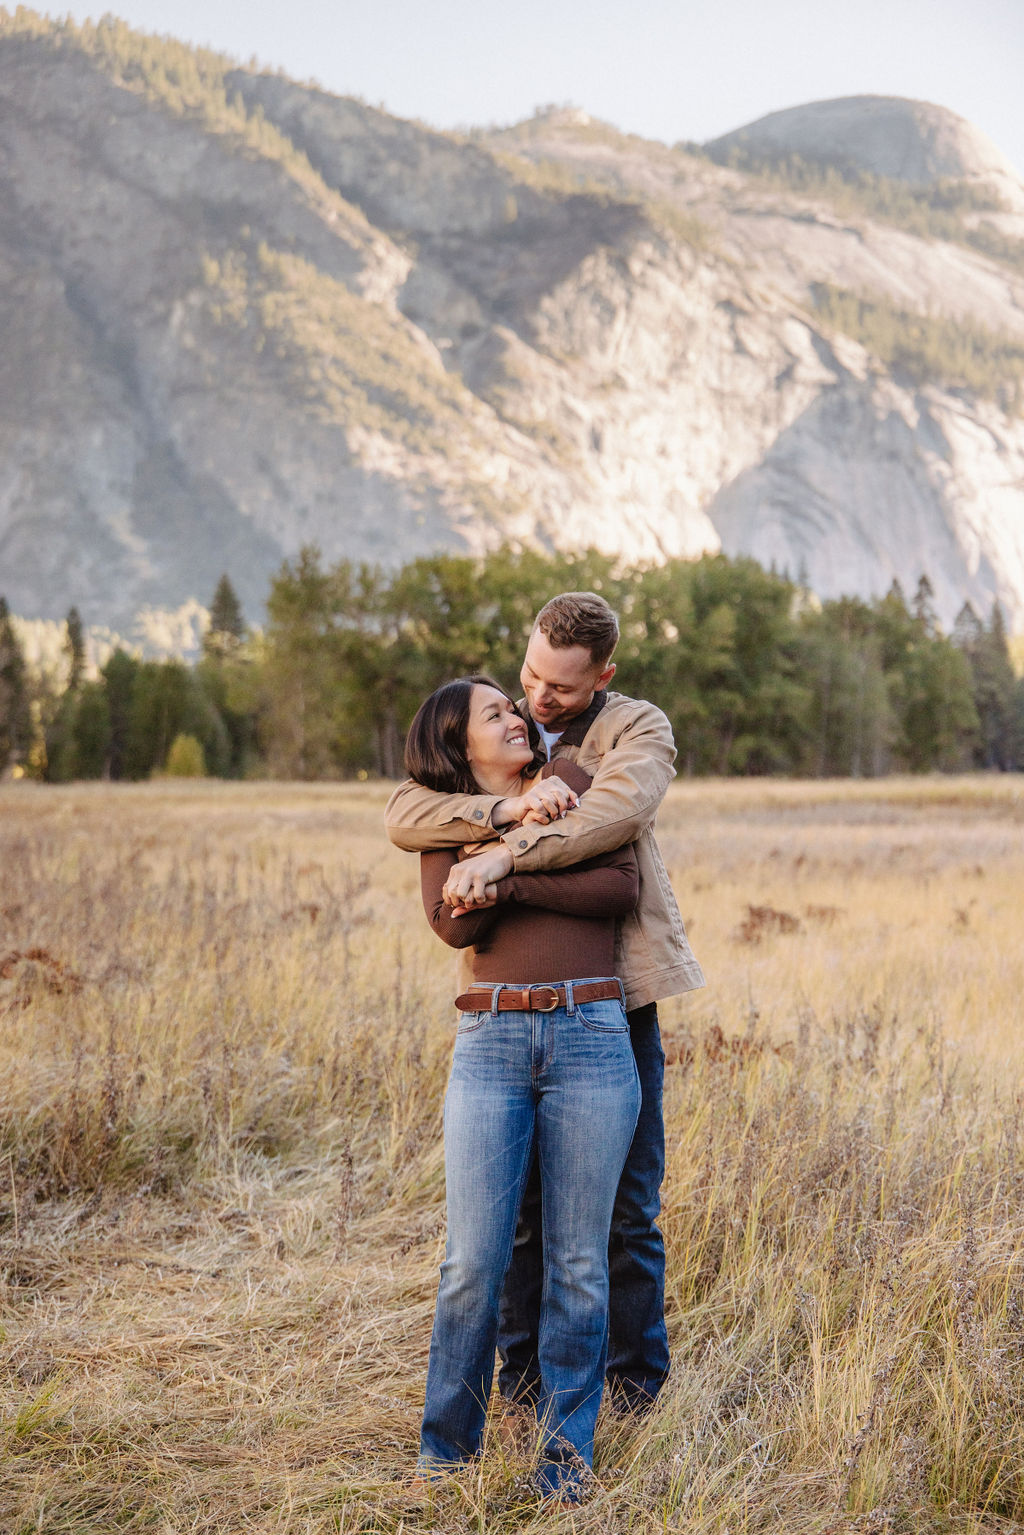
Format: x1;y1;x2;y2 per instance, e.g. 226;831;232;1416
519;839;528;848
473;809;484;819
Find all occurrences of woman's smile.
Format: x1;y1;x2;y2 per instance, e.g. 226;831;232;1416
464;683;534;787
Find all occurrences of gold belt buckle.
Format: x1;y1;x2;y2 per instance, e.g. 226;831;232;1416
530;986;560;1012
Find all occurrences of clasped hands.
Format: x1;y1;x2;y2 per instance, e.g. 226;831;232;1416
442;774;578;914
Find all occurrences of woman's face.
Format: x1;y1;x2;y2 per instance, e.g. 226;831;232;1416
464;684;533;779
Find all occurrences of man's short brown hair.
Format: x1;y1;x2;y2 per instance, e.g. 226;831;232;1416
533;591;620;667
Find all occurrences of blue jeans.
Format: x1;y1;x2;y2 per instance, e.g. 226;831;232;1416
419;981;641;1498
498;1002;669;1412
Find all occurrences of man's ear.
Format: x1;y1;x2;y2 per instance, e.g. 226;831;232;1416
597;661;616;689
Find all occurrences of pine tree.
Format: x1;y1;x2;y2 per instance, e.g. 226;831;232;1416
912;574;938;637
45;606;90;779
951;601;983;653
198;574;255;774
65;606;86;691
205;574;246;655
0;597;32;772
102;650;139;780
972;603;1019;769
951;600;1020;769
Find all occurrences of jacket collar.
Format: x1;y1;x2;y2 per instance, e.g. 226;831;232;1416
524;689;608;749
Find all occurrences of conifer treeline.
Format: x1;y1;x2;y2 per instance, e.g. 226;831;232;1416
2;549;1022;781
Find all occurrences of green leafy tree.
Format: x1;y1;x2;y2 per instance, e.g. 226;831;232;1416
189;544;1020;781
611;562;707;772
165;733;207;776
195;650;259;777
124;660;229;780
260;548;360;779
658;556;809;774
898;634;978;770
69;682;113;778
797;598;894;776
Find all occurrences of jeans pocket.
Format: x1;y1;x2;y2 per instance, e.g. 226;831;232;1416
575;999;629;1033
456;1010;489;1034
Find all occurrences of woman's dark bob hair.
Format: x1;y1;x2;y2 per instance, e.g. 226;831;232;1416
404;675;539;794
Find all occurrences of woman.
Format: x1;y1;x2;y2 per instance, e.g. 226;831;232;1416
406;674;641;1502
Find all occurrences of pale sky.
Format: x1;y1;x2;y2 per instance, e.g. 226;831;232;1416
54;0;1024;174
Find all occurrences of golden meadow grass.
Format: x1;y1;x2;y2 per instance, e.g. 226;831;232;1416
1;775;1024;1533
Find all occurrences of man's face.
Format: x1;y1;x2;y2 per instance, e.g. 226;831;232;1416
520;629;616;731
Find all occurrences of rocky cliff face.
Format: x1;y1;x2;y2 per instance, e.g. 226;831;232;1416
2;16;1023;637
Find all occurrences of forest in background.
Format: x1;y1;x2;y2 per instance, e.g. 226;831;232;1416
2;546;1022;783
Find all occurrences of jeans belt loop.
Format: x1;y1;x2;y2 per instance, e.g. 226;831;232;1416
564;979;575;1014
616;978;626;1008
490;984;503;1013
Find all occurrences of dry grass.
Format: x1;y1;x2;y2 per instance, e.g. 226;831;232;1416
2;776;1024;1533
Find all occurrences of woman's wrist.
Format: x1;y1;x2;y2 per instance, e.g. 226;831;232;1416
490;795;522;828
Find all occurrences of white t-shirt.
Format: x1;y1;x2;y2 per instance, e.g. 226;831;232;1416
536;722;564;760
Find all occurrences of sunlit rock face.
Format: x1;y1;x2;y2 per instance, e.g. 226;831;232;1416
2;22;1023;636
706;95;1024;213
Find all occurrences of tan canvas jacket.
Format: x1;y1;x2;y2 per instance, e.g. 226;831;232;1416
385;690;706;1010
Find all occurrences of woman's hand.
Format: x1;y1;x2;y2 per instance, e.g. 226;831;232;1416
443;845;514;909
493;776;578;828
447;882;499;917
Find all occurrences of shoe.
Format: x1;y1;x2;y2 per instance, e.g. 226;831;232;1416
406;1467;450;1496
495;1400;537;1456
606;1385;659;1419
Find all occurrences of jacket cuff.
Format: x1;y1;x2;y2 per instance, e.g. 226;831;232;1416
502;822;565;867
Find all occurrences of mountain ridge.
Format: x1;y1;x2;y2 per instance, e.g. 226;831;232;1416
2;10;1024;637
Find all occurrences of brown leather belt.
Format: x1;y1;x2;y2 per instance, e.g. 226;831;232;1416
454;980;623;1014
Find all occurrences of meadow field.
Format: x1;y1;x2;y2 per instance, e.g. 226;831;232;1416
2;775;1024;1534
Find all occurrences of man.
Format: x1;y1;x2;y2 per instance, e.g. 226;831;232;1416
385;591;704;1413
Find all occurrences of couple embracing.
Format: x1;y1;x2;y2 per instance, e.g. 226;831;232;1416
385;590;705;1503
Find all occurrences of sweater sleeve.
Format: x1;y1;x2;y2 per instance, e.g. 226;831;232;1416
493;844;639;918
419;848;504;949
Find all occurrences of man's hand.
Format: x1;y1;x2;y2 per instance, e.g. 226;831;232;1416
492;776;578;829
443;844;514;909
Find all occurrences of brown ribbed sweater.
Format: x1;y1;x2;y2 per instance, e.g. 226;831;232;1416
420;762;639;988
